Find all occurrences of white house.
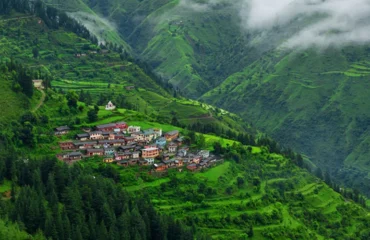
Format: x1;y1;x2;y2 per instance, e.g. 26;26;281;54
128;126;141;134
89;131;103;140
144;158;155;165
199;150;210;159
32;80;44;89
154;128;162;138
105;101;116;110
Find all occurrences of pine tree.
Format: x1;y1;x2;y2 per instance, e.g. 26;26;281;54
44;213;58;240
97;221;108;240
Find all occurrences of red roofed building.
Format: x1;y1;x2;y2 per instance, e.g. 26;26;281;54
115;122;128;130
187;164;197;171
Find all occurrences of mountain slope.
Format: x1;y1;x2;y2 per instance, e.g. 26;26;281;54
0;6;252;135
202;46;370;194
46;0;265;97
42;0;370;196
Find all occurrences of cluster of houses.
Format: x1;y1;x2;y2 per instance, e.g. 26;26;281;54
55;122;221;172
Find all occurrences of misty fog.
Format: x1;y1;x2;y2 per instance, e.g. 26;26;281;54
242;0;370;48
179;0;370;48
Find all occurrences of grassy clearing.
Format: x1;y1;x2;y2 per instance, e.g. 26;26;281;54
124;178;170;192
0;77;29;124
0;180;11;193
196;161;230;182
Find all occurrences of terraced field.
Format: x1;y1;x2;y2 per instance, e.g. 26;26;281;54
118;151;370;239
345;62;370;76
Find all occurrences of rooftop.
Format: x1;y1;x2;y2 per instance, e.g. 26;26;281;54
76;133;89;138
142;147;158;151
165;130;179;136
68;152;82;156
96;123;116;129
56;126;70;131
86;149;104;152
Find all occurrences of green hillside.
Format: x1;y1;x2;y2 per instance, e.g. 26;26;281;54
89;131;370;239
42;0;132;52
0;11;249;134
7;82;370;239
0;73;29;124
45;0;263;97
202;47;370;195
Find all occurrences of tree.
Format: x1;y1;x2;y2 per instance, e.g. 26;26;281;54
213;142;223;155
32;48;39;59
66;91;78;109
315;167;323;180
87;109;98;122
171;116;179;126
237;177;245;188
94;105;100;112
246;224;254;237
324;170;332;187
196;134;206;149
225;186;233;195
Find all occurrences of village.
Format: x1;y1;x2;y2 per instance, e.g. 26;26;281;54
55;121;222;173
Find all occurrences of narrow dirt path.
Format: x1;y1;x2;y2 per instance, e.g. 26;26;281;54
32;89;46;112
0;16;35;23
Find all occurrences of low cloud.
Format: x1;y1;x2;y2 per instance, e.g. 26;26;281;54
68;12;118;45
178;0;225;11
240;0;370;48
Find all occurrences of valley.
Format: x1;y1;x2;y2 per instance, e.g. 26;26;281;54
1;1;370;239
40;0;370;196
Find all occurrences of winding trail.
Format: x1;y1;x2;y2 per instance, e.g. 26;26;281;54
32;89;45;112
0;16;35;23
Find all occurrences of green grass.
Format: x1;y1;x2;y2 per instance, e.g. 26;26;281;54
0;180;11;193
0;77;29;124
124;178;170;192
196;161;230;182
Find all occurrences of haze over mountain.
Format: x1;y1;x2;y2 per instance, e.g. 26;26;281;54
242;0;370;48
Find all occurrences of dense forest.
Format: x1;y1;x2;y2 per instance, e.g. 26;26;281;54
0;147;204;240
